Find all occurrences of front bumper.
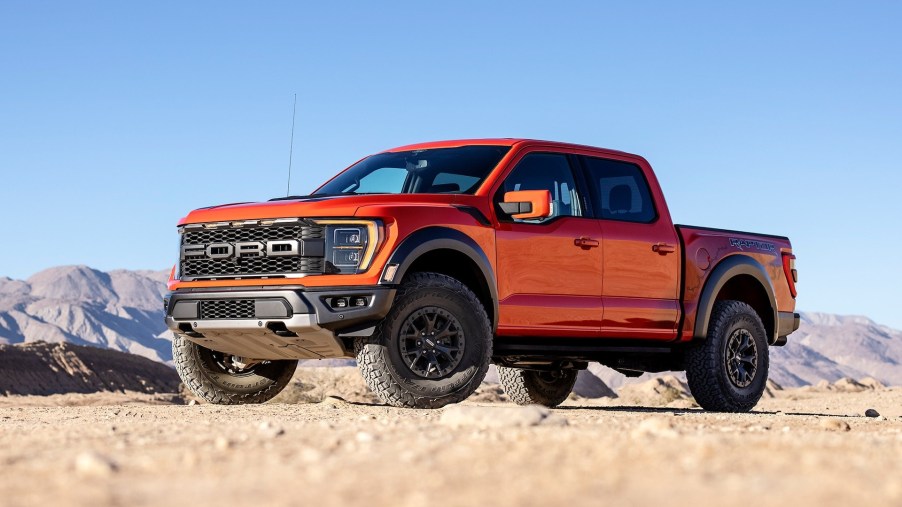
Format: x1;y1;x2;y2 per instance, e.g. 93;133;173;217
165;285;395;360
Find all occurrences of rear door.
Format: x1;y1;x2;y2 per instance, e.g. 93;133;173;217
578;155;681;340
493;152;604;337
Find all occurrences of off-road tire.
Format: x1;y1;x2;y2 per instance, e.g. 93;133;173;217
685;300;769;413
497;367;578;407
173;334;297;405
354;272;492;409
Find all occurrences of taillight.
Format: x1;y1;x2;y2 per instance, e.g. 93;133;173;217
782;253;797;298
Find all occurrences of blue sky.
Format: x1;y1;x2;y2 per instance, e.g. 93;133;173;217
1;2;900;327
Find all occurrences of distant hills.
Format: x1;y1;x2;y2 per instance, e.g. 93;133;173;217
1;265;901;388
770;312;902;386
0;266;172;363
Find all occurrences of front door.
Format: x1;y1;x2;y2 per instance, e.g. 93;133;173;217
579;155;681;340
494;152;604;337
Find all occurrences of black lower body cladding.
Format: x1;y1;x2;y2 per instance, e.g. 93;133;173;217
165;286;397;330
164;285;396;361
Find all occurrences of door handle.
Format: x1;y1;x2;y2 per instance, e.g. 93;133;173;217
652;243;676;254
574;237;600;248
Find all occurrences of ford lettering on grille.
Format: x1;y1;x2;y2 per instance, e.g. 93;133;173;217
181;240;306;260
179;221;325;280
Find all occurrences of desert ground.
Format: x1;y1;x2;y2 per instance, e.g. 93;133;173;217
2;367;902;507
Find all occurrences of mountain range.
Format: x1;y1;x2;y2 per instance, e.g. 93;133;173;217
1;265;901;388
0;266;172;363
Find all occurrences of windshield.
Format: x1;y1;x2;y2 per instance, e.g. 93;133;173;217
313;145;511;195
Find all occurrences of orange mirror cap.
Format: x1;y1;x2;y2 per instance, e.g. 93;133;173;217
503;190;551;220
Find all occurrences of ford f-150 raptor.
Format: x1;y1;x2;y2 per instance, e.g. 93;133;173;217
165;139;799;412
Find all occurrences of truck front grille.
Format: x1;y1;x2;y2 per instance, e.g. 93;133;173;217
179;220;325;280
182;257;325;279
183;224;323;244
199;300;255;319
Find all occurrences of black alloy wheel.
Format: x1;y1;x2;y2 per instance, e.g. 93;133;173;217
725;328;758;388
398;307;466;378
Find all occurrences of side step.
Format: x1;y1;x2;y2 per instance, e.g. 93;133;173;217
492;337;686;374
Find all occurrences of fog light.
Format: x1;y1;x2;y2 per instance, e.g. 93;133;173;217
353;297;368;307
333;298;349;309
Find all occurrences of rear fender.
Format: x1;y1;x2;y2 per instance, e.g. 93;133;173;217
694;255;778;343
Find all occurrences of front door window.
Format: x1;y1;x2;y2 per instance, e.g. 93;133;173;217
498;153;584;222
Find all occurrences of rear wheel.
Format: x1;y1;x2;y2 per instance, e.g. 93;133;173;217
498;367;577;407
685;300;769;412
355;272;492;409
173;334;297;405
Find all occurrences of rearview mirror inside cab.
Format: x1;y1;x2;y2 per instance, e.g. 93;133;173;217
499;190;552;220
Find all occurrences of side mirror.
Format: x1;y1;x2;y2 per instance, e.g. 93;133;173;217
499;190;552;220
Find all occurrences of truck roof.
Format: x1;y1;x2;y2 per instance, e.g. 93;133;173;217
384;138;639;159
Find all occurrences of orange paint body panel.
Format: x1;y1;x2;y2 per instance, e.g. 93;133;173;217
495;216;604;336
677;227;796;341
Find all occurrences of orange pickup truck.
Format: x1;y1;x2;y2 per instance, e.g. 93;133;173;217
165;139;799;412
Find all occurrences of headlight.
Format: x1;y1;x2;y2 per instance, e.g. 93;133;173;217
315;220;380;274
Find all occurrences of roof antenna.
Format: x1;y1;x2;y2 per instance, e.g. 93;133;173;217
286;93;297;196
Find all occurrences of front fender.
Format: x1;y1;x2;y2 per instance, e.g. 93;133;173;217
379;226;498;330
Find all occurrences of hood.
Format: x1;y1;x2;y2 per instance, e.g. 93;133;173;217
178;193;463;225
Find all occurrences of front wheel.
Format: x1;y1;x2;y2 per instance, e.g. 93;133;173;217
685;300;769;412
355;272;492;409
497;367;577;407
173;334;297;405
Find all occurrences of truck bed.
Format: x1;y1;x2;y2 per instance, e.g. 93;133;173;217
675;224;796;342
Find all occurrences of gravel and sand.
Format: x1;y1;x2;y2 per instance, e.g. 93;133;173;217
2;368;901;507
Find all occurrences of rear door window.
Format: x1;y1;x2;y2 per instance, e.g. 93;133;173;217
580;156;656;223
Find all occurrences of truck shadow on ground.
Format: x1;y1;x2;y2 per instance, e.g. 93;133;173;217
302;398;865;419
554;405;861;418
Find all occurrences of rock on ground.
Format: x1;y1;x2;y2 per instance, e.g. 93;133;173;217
440;404;567;428
819;418;852;432
631;416;680;439
73;451;118;478
270;367;379;404
616;375;692;406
